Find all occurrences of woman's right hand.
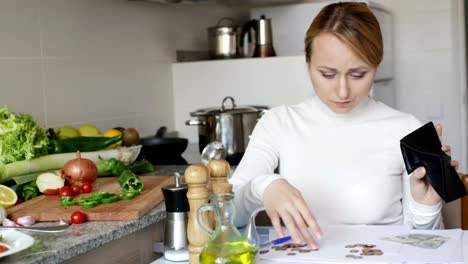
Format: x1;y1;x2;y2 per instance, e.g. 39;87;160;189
263;179;322;249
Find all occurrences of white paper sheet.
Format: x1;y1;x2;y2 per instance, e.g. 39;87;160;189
257;225;411;263
464;232;468;264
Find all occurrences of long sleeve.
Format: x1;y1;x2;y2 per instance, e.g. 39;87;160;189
229;108;284;227
402;169;443;229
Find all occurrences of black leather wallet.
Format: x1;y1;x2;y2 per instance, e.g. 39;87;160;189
400;122;467;203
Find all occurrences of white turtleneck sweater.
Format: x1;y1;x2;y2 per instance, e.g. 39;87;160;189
230;96;443;229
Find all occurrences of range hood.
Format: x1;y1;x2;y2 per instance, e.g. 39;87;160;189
128;0;208;3
129;0;302;4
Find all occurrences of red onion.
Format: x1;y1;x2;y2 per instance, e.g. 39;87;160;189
62;151;98;186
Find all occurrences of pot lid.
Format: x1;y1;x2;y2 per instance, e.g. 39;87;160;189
207;26;240;36
207;17;241;36
190;97;268;116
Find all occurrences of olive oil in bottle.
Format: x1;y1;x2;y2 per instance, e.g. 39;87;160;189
200;240;257;264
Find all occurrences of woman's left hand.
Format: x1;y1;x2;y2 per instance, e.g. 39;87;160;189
410;123;459;206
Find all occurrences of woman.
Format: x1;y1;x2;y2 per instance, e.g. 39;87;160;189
229;2;459;250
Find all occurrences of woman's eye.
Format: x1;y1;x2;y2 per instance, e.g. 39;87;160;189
321;73;336;79
349;72;366;79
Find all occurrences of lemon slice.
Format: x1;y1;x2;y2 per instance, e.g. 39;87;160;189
0;184;18;209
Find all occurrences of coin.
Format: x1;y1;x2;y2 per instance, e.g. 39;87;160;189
350;249;359;253
362;244;376;248
345;244;356;248
345;254;363;259
259;250;269;254
287;252;296;256
361;248;383;256
285;243;307;248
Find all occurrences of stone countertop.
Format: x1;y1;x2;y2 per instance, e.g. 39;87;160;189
0;165;189;264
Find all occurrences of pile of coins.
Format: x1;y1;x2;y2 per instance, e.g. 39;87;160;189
259;242;318;256
344;243;384;259
258;242;384;260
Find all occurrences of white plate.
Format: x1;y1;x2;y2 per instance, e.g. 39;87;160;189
0;229;35;258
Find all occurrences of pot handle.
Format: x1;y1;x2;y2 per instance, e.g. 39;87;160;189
221;96;236;111
185;119;206;126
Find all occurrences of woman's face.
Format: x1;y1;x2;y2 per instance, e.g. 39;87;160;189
309;33;376;114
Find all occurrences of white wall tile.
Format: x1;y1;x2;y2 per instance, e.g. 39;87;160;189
0;59;45;125
43;58;173;128
40;0;168;58
0;0;40;57
39;0;248;58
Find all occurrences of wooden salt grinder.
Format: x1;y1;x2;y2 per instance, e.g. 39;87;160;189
185;164;210;264
207;159;230;191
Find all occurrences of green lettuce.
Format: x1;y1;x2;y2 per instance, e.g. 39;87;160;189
0;106;50;165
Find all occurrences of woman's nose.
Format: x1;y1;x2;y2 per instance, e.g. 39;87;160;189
337;77;350;99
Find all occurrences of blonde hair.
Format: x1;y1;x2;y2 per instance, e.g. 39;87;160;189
304;2;383;68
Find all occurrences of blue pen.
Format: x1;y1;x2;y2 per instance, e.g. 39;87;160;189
271;236;292;245
260;236;292;247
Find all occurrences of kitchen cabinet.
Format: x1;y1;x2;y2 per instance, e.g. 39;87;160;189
64;222;164;264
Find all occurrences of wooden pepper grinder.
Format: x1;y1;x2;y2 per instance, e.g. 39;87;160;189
207;159;231;228
185;164;210;264
207;159;230;192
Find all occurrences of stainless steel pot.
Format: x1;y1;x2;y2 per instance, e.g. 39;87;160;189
186;96;268;164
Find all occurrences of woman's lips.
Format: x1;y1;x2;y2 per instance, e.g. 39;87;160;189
334;101;352;107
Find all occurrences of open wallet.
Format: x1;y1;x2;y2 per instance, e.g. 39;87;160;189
400;122;467;203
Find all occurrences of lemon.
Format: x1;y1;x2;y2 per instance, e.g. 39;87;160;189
78;124;100;137
0;185;18;209
103;129;123;149
57;126;80;139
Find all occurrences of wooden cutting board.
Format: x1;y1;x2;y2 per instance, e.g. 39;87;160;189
7;176;174;221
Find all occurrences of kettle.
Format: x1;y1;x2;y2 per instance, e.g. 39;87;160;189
241;15;276;58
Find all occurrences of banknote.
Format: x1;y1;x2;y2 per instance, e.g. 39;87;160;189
383;233;449;249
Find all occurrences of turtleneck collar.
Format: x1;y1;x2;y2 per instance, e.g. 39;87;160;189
309;95;376;124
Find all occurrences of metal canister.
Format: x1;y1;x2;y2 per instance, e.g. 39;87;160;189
207;18;242;59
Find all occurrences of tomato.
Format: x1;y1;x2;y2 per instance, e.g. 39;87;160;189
71;211;86;224
0;245;8;253
81;182;92;193
70;184;81;195
59;186;74;197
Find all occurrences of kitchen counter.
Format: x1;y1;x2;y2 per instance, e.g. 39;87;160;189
1;165;190;264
